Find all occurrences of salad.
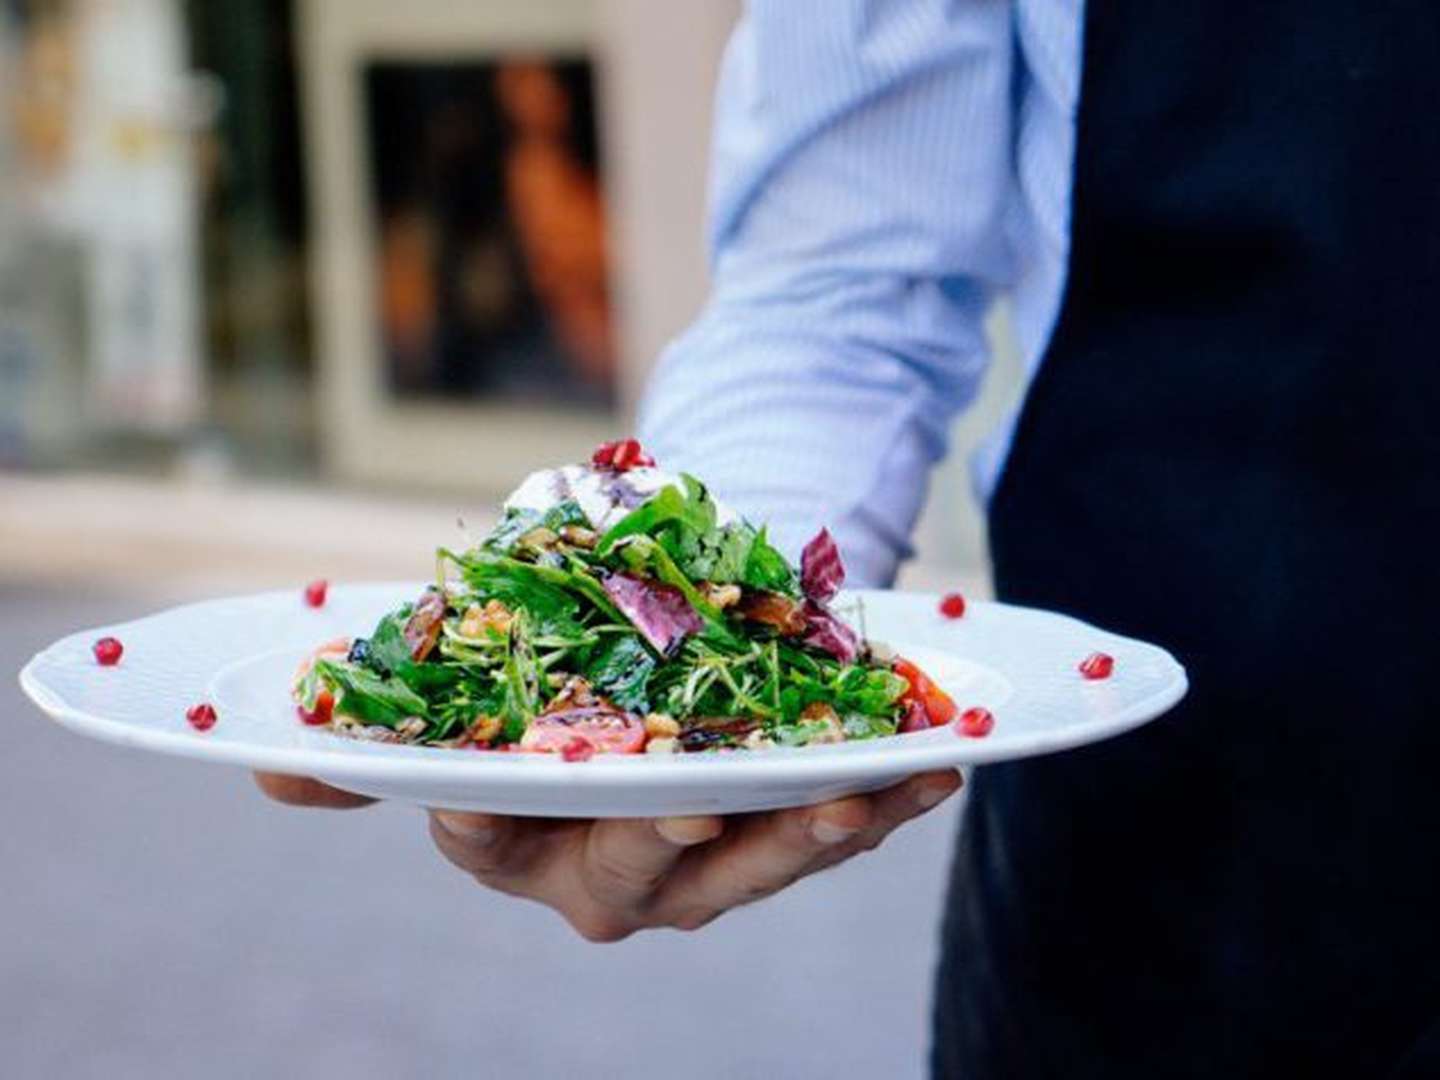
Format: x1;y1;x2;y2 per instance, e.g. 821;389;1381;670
293;440;958;756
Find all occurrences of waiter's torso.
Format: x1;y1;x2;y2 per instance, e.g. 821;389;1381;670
935;2;1440;1076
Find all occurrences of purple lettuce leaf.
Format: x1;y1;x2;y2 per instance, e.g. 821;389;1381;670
602;573;704;655
801;600;860;664
800;528;846;603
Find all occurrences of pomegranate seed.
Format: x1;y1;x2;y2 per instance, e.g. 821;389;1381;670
92;637;124;666
1079;652;1115;680
938;592;966;619
561;736;595;762
956;707;994;738
611;439;643;470
303;579;328;608
186;703;218;732
296;690;334;726
593;438;654;472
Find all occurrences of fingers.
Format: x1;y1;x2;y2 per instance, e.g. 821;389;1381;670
429;811;724;940
653;795;875;929
807;770;963;875
428;811;537;881
581;816;723;912
253;772;376;810
652;771;963;930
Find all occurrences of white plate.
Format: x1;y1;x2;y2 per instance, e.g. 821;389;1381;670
18;584;1187;817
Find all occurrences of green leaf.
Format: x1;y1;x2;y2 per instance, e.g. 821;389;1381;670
777;663;906;723
742;527;799;595
484;507;543;553
445;550;588;640
542;500;589;532
597;475;720;554
314;659;430;727
366;608;414;675
583;634;656;712
498;617;542;741
668;519;755;585
482;500;589;555
841;712;897;740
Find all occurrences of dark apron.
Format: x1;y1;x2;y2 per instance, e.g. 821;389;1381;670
934;3;1440;1076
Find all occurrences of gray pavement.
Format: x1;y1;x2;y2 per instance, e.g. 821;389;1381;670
2;583;962;1080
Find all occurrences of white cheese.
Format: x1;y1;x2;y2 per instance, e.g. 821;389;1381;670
503;464;738;532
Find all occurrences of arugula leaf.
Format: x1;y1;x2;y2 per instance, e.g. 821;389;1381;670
429;674;506;743
498;617;542;741
314;659;430;727
778;664;906;723
446;550;587;640
584;634;656;712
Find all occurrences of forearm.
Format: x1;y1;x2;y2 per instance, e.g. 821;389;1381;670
639;278;993;586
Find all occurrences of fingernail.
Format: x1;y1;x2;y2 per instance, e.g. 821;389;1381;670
811;819;861;846
656;817;722;846
434;811;498;845
914;779;959;810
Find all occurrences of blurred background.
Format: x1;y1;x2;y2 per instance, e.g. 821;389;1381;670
1;1;1024;1077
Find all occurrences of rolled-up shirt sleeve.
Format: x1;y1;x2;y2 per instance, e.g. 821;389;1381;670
639;0;1019;586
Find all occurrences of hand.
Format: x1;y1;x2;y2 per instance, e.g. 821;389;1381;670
253;769;961;942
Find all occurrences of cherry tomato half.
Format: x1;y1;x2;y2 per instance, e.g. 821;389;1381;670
893;657;959;727
520;709;647;755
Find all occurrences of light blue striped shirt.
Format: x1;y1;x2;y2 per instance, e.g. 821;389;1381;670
638;0;1083;586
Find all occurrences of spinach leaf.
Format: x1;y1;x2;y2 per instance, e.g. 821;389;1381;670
742;527;799;596
365;608;414;675
670;520;754;585
597;478;715;556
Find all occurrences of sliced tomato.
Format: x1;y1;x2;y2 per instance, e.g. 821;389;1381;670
520;707;647;755
893;657;959;727
297;690;334;727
